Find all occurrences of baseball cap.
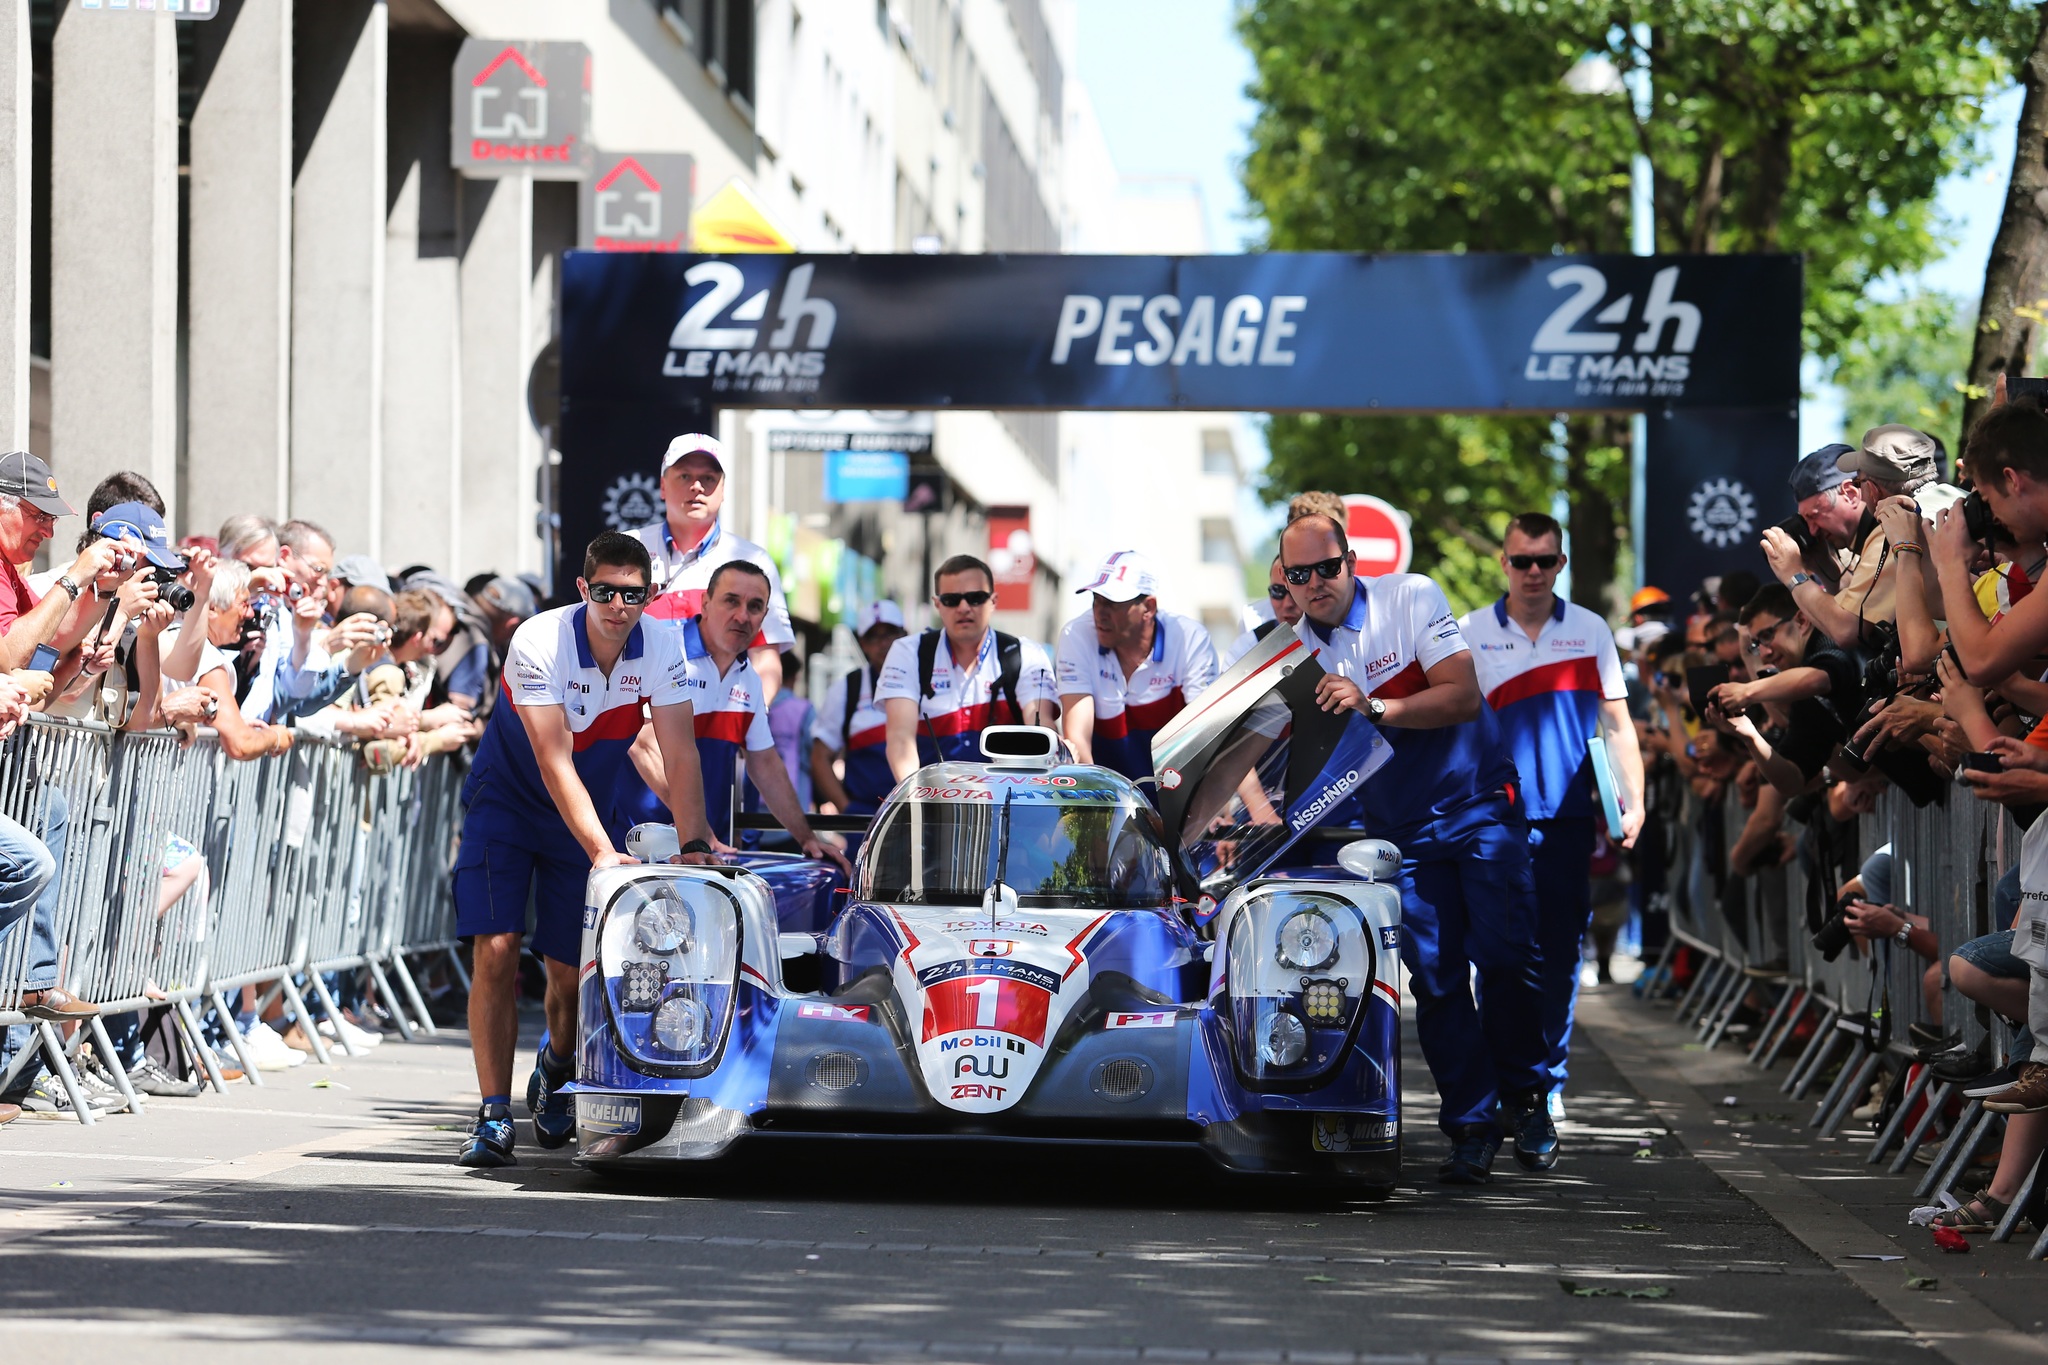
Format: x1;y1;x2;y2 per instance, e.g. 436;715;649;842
1839;425;1939;484
1074;550;1159;603
332;554;390;590
90;501;184;569
856;600;906;635
0;450;75;517
1789;443;1855;501
476;575;538;620
660;432;727;475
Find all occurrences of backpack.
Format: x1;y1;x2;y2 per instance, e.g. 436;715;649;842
841;665;868;742
916;629;1024;728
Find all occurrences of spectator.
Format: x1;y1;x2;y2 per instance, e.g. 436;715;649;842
0;451;127;671
240;519;383;723
426;572;531;720
1707;584;1862;796
812;602;909;821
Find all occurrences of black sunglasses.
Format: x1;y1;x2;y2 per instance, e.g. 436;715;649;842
1281;556;1347;587
1507;554;1562;571
937;590;994;608
586;582;650;606
1265;582;1292;601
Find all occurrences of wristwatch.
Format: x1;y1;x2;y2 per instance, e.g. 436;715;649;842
1366;696;1387;722
1894;923;1912;946
680;838;713;856
53;574;80;601
1788;572;1814;590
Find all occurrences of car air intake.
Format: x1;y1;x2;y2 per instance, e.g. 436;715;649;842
807;1051;867;1092
1091;1056;1154;1103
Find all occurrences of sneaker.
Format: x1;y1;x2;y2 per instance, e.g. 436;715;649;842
1931;1038;1992;1086
244;1021;305;1071
1547;1090;1566;1124
128;1056;201;1098
457;1103;518;1167
1910;1023;1959;1054
526;1051;577;1150
1437;1123;1503;1185
1963;1061;2027;1099
1982;1062;2048;1114
1503;1091;1560;1171
318;1017;383;1049
17;1072;121;1114
74;1061;131;1108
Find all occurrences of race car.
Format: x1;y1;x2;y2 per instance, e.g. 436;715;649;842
569;627;1406;1191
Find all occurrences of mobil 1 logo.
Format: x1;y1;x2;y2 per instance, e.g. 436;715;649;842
1523;265;1700;399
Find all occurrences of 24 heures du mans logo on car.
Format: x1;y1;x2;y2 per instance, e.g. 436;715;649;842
1521;265;1700;399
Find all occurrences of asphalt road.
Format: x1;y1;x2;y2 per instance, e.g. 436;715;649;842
0;986;2024;1364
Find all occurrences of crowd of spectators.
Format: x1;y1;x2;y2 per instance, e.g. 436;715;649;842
1623;381;2048;1234
0;454;544;1123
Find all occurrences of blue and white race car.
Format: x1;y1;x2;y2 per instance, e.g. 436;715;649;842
569;627;1405;1192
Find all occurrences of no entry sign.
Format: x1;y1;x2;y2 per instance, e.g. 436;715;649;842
1341;495;1412;577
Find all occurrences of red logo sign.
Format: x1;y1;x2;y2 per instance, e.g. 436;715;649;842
965;939;1015;958
1341;494;1414;578
922;977;1050;1045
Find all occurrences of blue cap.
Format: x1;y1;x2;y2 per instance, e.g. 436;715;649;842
90;501;184;569
1789;444;1855;502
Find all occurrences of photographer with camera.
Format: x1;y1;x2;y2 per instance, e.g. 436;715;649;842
1705;585;1862;798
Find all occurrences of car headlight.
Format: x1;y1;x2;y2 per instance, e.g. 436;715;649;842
653;994;709;1053
634;889;694;955
1275;909;1337;971
1259;1012;1307;1067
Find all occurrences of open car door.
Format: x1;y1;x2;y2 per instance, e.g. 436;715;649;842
1149;625;1392;920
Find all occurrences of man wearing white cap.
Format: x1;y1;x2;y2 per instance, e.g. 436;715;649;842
627;432;794;697
812;600;910;817
1056;551;1218;781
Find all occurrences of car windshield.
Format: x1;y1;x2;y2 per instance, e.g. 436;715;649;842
863;795;1173;909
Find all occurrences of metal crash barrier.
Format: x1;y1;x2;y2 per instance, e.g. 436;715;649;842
0;715;464;1125
1641;779;2048;1253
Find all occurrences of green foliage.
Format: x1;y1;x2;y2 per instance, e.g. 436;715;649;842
1830;291;1974;449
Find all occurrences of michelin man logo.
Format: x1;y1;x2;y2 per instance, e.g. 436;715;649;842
1688;478;1756;549
602;473;662;532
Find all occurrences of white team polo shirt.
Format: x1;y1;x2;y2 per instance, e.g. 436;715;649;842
1458;596;1627;822
1295;572;1467;696
874;628;1058;746
1054;610;1218;731
628;516;795;647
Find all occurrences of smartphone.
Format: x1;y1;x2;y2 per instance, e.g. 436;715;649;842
2006;376;2048;403
26;643;57;673
1958;751;2005;774
1685;662;1731;717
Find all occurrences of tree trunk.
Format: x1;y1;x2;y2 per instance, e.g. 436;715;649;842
1962;5;2048;446
1566;415;1625;616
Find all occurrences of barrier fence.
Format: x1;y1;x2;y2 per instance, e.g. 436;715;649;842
1646;776;2048;1254
0;714;464;1124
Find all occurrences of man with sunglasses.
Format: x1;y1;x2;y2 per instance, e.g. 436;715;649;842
1460;513;1643;1120
451;532;719;1168
1706;584;1862;797
1223;557;1303;668
878;554;1057;778
628;433;795;700
1278;513;1551;1185
1055;550;1217;779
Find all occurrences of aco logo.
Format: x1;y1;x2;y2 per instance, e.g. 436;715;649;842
1688;479;1756;550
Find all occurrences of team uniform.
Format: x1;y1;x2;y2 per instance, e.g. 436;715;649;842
628;516;796;648
874;629;1058;766
612;618;776;841
1460;597;1628;1094
1294;575;1546;1135
1054;611;1218;780
814;664;896;813
453;606;692;965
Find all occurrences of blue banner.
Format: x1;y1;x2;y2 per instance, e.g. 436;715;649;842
824;449;910;502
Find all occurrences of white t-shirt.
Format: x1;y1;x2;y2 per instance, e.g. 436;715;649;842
873;629;1058;756
156;624;233;694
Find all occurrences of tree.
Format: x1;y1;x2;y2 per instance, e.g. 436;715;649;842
1962;6;2048;444
1831;291;1974;452
1239;0;2031;610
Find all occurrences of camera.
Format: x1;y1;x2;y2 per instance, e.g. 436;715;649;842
1812;894;1857;962
374;622;393;646
1961;488;2009;545
1860;621;1903;703
148;566;195;613
1773;514;1818;556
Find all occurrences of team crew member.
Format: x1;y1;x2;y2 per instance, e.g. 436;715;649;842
813;600;910;816
1223;557;1304;668
619;562;847;872
879;554;1058;778
1056;551;1218;779
452;533;717;1169
1458;513;1644;1116
1280;513;1552;1184
627;433;794;697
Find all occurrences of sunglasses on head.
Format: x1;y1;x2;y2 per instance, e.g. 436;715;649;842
1281;556;1347;587
1507;554;1562;571
586;582;649;606
1265;582;1292;601
937;590;993;608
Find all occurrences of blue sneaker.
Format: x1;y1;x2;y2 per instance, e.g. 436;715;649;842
1436;1123;1502;1185
457;1103;517;1168
527;1054;576;1150
1505;1090;1560;1171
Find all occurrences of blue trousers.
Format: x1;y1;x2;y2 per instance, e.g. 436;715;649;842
1528;816;1595;1093
0;786;67;1083
1392;793;1547;1135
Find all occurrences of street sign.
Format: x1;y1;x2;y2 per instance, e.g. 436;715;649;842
764;409;934;456
452;39;591;180
691;179;795;253
988;508;1035;612
578;152;693;252
77;0;218;15
1340;494;1412;577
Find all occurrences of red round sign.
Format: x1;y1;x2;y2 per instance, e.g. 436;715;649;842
1341;494;1413;577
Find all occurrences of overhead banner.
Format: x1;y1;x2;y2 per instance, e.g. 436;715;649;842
561;252;1800;413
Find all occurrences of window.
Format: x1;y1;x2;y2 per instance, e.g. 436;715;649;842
1201;427;1236;477
654;0;755;110
1201;519;1238;566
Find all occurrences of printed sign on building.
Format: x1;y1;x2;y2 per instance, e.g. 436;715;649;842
578;152;694;252
452;39;591;180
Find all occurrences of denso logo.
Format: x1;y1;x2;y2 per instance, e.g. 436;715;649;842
1523;265;1697;399
1051;293;1305;368
664;261;831;396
